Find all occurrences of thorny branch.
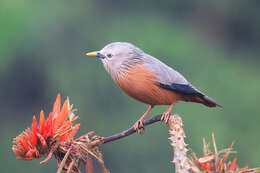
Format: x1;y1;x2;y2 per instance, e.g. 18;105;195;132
168;115;193;173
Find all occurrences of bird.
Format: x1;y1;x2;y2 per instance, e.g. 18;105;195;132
86;42;221;134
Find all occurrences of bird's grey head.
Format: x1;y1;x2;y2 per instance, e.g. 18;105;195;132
87;42;144;78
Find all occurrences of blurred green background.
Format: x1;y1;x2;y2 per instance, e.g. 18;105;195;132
1;0;260;172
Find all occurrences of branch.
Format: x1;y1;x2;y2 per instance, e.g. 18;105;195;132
91;114;163;146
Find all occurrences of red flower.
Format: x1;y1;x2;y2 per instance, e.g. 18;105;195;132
12;94;80;160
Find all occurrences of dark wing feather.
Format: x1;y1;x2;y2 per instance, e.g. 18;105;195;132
158;83;204;97
158;83;221;107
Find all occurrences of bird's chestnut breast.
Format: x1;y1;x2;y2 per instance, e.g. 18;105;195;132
114;65;180;105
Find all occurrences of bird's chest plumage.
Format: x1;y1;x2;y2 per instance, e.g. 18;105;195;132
114;65;180;105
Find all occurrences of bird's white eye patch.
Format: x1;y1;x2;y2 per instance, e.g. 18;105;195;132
107;53;113;58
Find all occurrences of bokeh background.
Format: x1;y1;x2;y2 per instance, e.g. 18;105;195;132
1;0;260;172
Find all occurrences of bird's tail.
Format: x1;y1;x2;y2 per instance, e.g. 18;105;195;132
201;95;222;108
182;94;222;108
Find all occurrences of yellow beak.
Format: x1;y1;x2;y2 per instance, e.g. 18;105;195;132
86;51;98;56
86;51;106;59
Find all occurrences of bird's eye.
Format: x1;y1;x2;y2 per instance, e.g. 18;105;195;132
107;54;112;58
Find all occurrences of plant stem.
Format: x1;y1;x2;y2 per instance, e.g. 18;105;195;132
95;114;163;145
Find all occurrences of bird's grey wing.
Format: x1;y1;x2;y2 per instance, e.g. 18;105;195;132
142;54;200;93
142;54;189;85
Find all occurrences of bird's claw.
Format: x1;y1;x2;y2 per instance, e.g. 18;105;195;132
133;120;146;134
161;112;170;125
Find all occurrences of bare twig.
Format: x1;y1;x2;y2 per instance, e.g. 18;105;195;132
86;152;92;173
92;114;163;146
67;159;75;173
212;133;218;169
40;142;59;164
57;147;72;173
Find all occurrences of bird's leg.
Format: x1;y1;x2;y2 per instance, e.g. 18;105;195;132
133;105;154;134
161;103;175;125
